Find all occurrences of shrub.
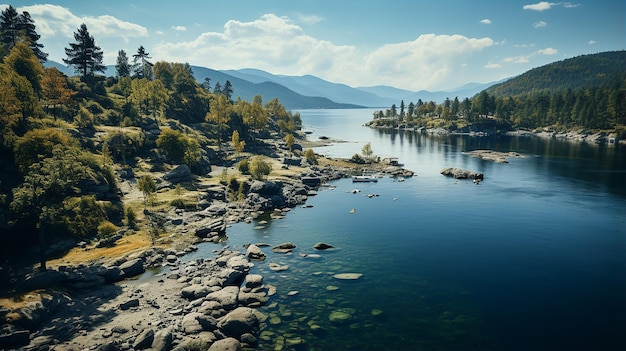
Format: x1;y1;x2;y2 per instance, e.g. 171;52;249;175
250;155;272;180
304;149;318;165
125;206;137;229
238;158;250;174
350;153;365;164
97;221;119;238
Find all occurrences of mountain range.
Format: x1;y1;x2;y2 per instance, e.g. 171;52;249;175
45;61;499;110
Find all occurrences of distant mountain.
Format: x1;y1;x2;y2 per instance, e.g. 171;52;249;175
357;81;502;104
484;51;626;98
191;66;363;110
222;68;395;107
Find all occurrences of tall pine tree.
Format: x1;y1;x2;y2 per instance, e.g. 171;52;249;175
63;23;105;77
115;49;131;77
132;45;153;79
0;6;47;62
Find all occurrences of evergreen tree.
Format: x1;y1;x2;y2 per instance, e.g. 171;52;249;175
18;11;47;62
115;49;131;77
63;24;105;77
0;5;19;49
0;6;48;62
222;80;234;101
132;45;153;79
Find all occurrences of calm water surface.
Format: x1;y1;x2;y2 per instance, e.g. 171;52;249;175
200;109;626;350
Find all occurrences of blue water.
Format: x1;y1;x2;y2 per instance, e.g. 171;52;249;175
202;109;626;350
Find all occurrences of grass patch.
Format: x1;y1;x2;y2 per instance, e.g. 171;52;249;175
46;232;152;268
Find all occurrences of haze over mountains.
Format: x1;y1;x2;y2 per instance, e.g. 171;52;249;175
46;60;499;110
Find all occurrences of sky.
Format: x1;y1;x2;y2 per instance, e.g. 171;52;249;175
5;0;625;91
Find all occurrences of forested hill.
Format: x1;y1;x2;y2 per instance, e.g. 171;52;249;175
485;51;626;98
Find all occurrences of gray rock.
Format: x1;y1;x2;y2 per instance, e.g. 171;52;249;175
440;167;484;180
313;242;334;250
248;181;282;196
217;307;260;338
208;337;242;351
132;328;154;350
151;328;173;351
245;274;263;288
238;290;268;307
181;284;210;300
181;312;205;334
206;286;240;310
102;266;125;283
119;298;139;310
163;164;192;183
246;244;266;260
217;268;245;286
272;242;296;253
119;258;145;278
226;255;252;271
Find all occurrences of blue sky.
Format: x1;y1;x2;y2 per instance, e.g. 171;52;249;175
6;0;625;91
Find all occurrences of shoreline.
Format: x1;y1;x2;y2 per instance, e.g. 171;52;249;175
366;124;625;145
0;140;414;350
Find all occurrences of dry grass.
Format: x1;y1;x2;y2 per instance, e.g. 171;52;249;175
46;232;152;268
0;291;50;311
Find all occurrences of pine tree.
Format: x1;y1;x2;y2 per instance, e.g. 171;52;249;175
0;5;19;48
115;49;131;77
0;6;48;62
63;24;105;77
132;45;153;79
18;11;47;62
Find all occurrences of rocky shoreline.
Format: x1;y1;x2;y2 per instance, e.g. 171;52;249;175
0;149;413;350
367;124;624;145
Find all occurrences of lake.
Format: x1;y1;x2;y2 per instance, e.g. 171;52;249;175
202;109;626;350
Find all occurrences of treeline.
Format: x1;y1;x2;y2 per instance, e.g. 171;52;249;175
0;6;301;266
371;52;626;132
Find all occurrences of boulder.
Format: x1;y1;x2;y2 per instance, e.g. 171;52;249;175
206;286;240;310
272;242;296;253
132;328;154;350
181;312;205;334
246;244;266;260
226;255;252;271
163;164;192;183
194;218;226;238
208;337;242;351
248;181;282;196
119;258;145;278
181;284;210;300
119;298;139;310
217;307;260;337
244;274;263;288
313;242;334;250
151;328;173;351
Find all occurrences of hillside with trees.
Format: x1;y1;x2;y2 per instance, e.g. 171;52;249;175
368;51;626;135
0;10;304;270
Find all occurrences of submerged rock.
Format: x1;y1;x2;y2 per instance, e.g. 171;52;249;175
272;242;296;253
333;273;363;280
313;242;334;250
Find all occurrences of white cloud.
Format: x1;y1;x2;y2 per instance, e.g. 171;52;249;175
485;62;501;69
17;4;148;40
480;19;492;25
503;47;558;64
523;2;581;11
588;40;596;45
152;14;493;91
172;25;187;31
533;21;548;28
523;2;555;11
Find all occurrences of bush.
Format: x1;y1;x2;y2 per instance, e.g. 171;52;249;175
98;221;119;238
350;153;365;164
125;206;137;229
170;198;186;209
238;158;250;174
304;149;318;165
250;155;272;180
